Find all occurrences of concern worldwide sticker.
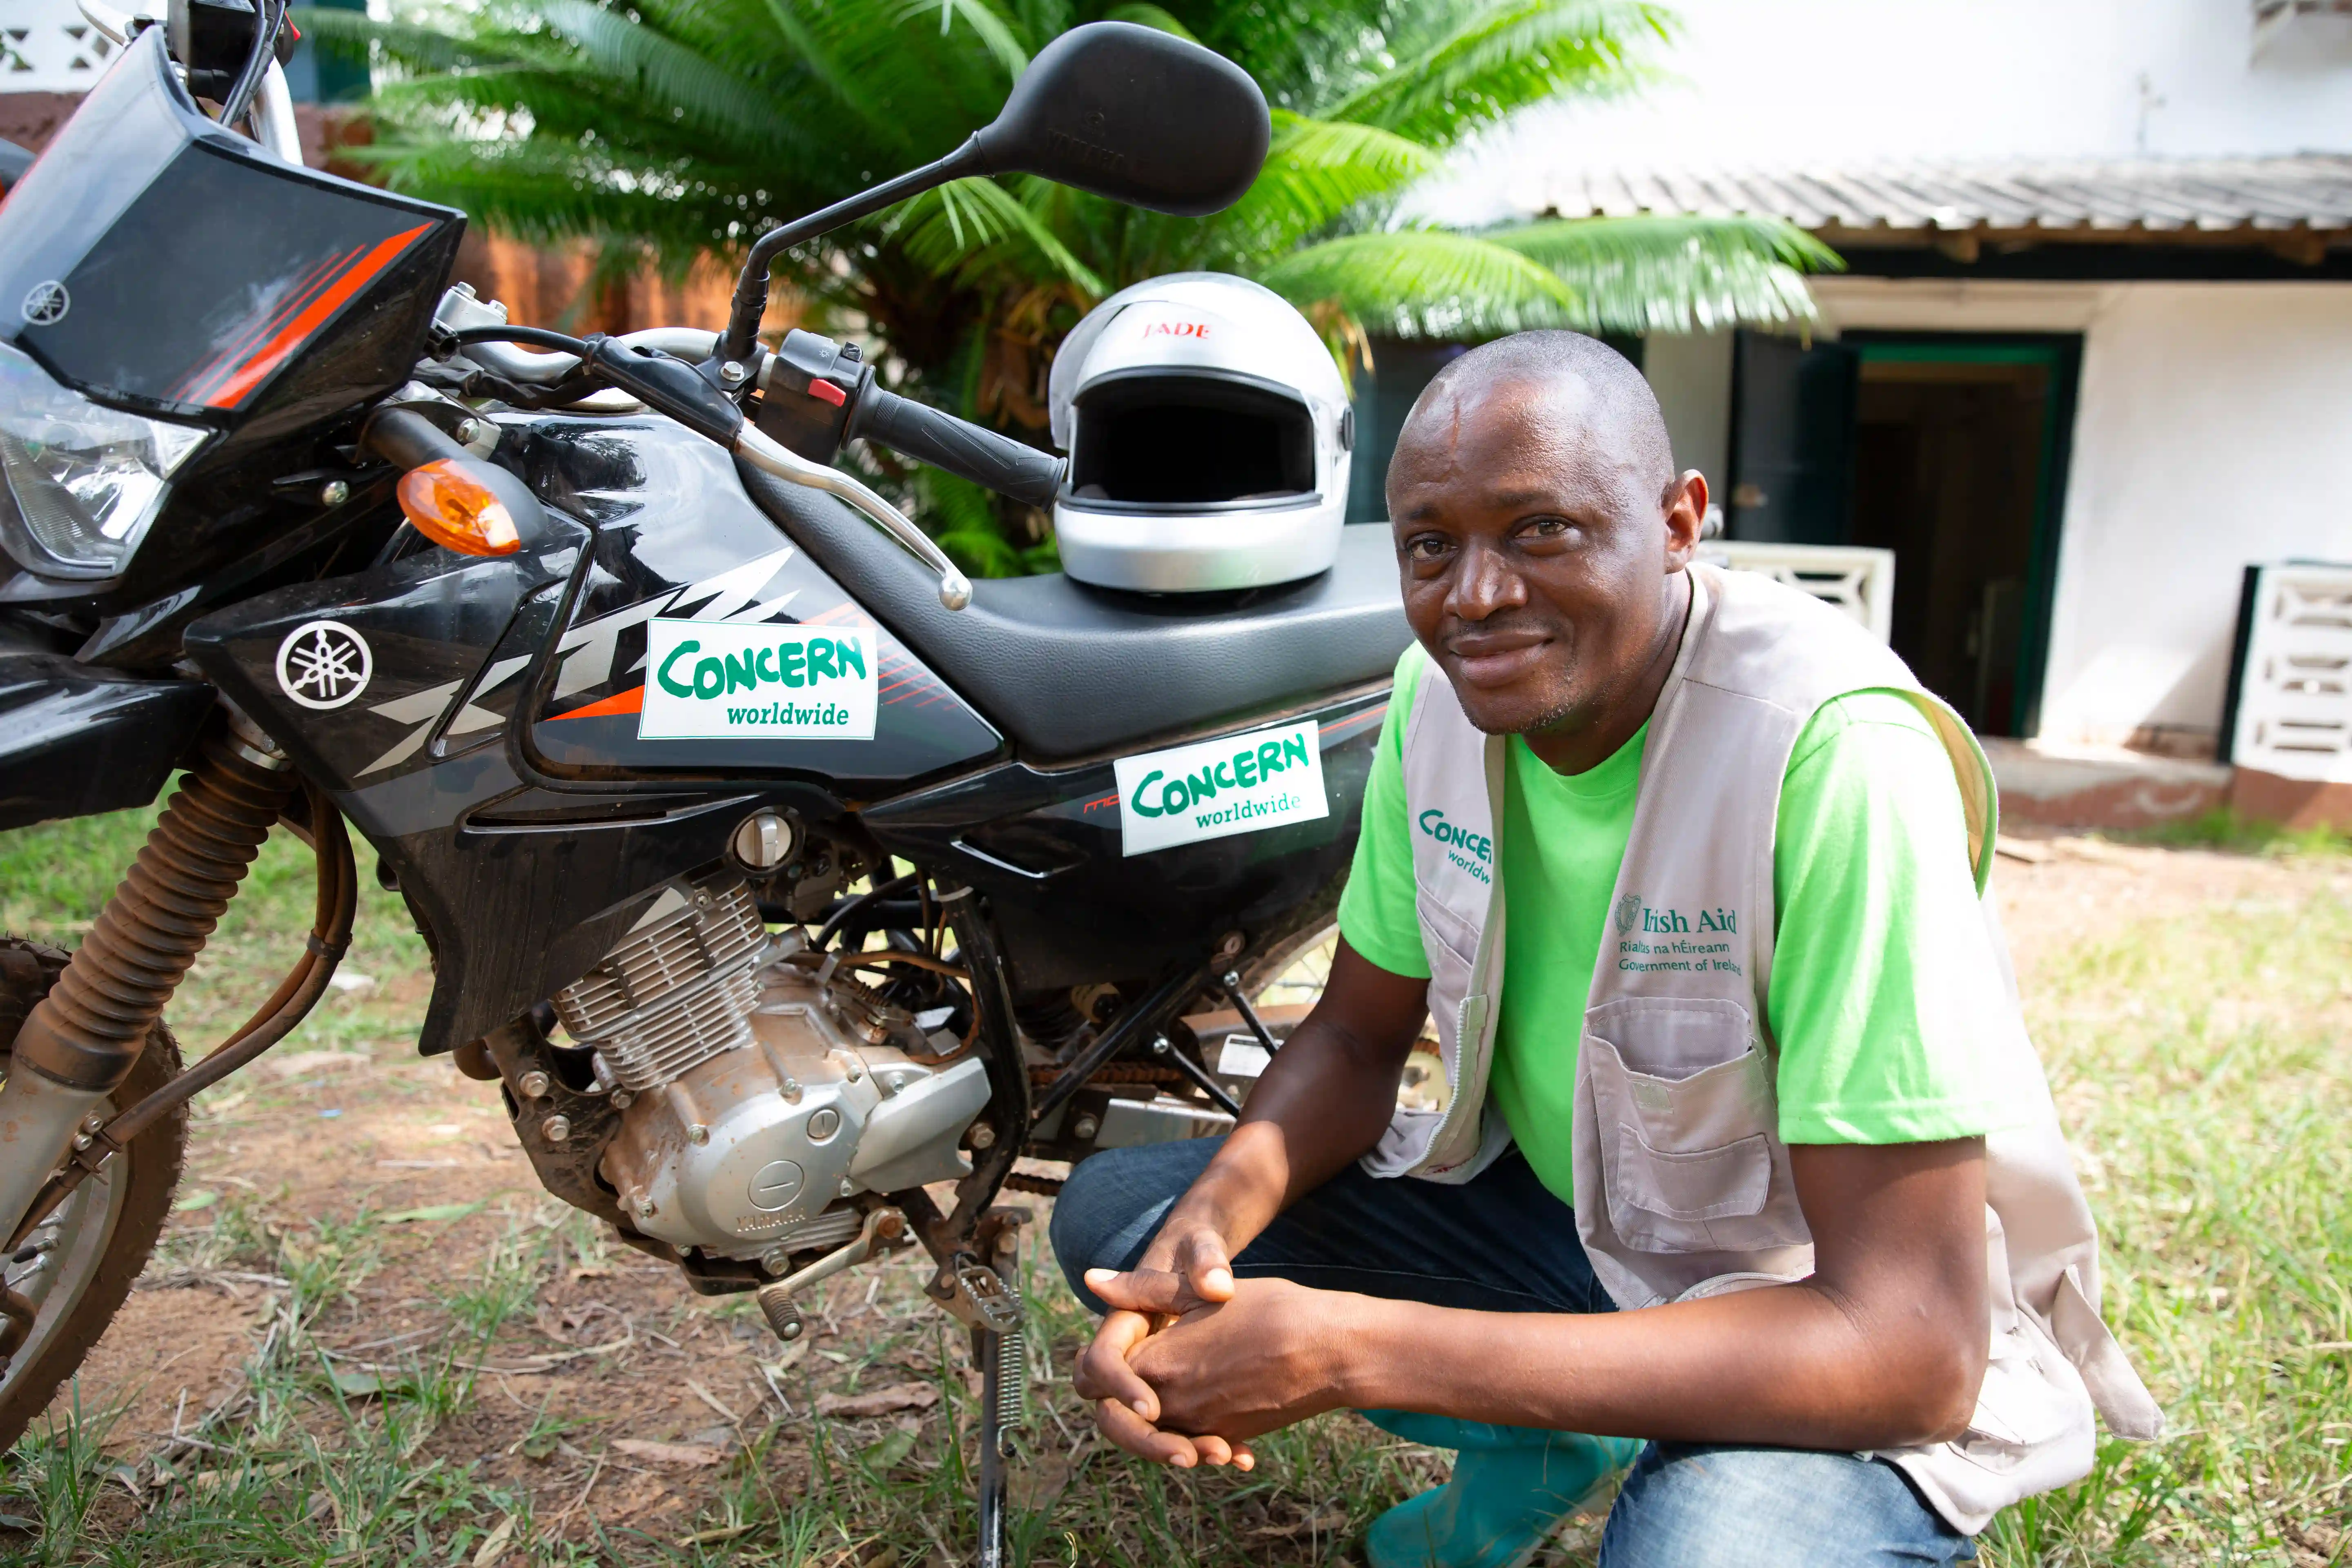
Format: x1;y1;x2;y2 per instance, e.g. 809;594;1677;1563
639;619;878;741
1114;721;1329;858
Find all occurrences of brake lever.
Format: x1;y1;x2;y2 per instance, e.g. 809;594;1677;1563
584;336;973;612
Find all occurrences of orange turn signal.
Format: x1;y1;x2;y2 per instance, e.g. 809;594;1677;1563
396;459;521;557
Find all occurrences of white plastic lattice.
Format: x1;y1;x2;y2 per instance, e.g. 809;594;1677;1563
0;0;115;90
1702;540;1897;644
2229;563;2352;782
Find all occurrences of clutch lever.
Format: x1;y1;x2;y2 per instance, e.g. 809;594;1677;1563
736;423;972;611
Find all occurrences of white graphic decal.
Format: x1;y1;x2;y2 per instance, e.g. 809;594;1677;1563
638;619;876;740
275;620;373;710
1113;721;1328;857
353;548;804;775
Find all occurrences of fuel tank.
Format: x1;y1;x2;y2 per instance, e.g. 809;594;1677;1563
186;412;1003;1054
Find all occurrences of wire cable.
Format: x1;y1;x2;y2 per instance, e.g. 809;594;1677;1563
449;325;595;355
216;0;283;127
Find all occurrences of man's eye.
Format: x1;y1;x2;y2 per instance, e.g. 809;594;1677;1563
1522;517;1574;539
1404;536;1450;562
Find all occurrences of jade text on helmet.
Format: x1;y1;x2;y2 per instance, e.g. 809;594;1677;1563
1048;273;1353;594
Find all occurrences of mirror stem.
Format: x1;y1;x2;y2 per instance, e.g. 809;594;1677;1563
722;136;987;363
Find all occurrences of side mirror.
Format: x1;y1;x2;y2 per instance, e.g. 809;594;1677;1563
972;22;1270;217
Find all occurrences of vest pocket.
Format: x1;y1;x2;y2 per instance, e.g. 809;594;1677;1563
1582;1024;1810;1256
1608;1124;1772;1228
1951;1314;2094;1479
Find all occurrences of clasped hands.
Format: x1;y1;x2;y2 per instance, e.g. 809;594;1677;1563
1072;1222;1356;1468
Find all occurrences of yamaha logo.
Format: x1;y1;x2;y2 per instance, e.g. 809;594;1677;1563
276;620;373;710
19;281;68;327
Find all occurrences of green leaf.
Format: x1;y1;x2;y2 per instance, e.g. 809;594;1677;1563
858;1425;918;1470
1217;113;1440;254
172;1189;219;1213
894;0;1030;79
1325;0;1673;145
896;176;1107;295
1486;213;1838;333
330;1367;412;1399
1258;228;1578;338
379;1200;488;1224
1102;3;1199;42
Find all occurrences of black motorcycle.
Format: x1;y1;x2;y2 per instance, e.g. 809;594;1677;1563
0;7;1411;1557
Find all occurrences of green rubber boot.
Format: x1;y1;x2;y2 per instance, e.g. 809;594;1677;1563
1359;1411;1644;1568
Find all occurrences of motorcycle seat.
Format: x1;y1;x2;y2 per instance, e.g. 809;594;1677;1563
740;464;1412;761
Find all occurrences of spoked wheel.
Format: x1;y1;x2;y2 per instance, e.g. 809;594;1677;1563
0;938;186;1454
1241;918;1337;1018
1234;912;1448;1112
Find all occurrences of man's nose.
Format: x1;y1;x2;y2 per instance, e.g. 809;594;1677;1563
1448;541;1526;622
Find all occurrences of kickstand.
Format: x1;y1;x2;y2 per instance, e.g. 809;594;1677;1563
952;1207;1028;1568
973;1321;1010;1568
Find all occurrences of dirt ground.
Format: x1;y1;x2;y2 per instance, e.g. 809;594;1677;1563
35;831;2344;1555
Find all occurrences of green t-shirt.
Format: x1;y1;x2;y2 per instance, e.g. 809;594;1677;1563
1337;646;2008;1203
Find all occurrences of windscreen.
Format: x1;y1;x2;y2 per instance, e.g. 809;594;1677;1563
0;27;454;421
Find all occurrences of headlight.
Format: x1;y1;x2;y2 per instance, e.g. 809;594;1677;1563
0;341;207;581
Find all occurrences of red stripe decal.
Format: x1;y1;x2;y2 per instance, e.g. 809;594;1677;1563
203;224;433;409
176;247;353;404
548;684;645;721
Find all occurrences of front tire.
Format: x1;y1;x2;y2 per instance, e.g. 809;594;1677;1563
0;938;186;1454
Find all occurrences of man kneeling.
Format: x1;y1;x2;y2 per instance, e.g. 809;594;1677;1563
1052;332;2160;1568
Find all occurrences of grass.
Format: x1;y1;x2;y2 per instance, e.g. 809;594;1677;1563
2123;807;2352;859
0;796;2346;1563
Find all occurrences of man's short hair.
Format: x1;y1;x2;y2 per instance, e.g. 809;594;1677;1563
1407;331;1677;503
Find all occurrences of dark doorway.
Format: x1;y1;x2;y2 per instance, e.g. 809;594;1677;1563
1729;331;2079;737
1726;334;1856;545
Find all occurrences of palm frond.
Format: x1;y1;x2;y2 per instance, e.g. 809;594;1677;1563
533;0;794;155
1102;4;1200;43
292;7;524;76
1487;213;1836;332
1215;112;1439;253
894;0;1032;78
1256;228;1577;339
1322;0;1669;143
1180;0;1396;114
896;177;1108;296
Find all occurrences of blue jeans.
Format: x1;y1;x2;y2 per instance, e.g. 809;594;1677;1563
1051;1138;1976;1567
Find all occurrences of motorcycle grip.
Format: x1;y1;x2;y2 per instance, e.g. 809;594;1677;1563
853;388;1066;511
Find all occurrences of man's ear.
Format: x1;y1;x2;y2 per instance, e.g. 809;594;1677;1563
1662;470;1708;568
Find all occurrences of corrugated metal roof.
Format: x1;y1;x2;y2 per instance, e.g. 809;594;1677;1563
1520;156;2352;237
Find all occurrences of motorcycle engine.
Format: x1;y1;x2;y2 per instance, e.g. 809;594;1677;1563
552;873;989;1268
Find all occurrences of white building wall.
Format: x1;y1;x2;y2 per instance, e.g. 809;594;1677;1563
1811;279;2352;748
0;0;122;92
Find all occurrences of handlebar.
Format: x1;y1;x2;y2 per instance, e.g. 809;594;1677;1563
457;327;719;388
849;387;1065;511
426;321;980;611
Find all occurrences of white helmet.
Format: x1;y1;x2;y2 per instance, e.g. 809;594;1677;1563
1048;273;1352;593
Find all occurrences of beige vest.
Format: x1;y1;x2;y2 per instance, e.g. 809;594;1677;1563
1368;563;2161;1532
